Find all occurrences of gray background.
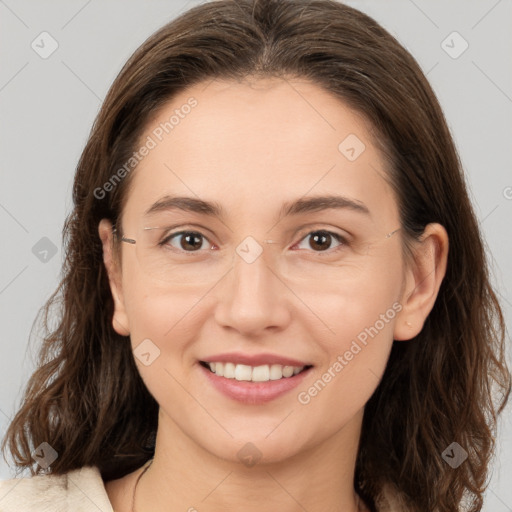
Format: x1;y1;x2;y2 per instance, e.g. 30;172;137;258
0;0;511;510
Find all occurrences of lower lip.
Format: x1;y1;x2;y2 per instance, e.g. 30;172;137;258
199;363;313;405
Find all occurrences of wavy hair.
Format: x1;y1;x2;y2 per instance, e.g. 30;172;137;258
2;1;510;511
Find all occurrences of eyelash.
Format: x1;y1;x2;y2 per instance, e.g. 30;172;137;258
158;228;349;256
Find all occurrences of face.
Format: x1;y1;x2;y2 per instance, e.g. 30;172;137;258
99;77;442;465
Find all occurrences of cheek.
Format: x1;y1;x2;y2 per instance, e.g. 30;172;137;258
122;288;199;406
313;286;398;381
301;254;402;403
119;282;179;380
121;260;202;339
307;252;402;339
295;286;399;427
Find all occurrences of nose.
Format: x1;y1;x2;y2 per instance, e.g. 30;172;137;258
213;240;292;336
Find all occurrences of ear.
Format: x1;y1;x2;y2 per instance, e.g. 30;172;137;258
98;218;130;336
393;223;449;341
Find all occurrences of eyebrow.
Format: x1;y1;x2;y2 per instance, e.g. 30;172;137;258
144;194;371;221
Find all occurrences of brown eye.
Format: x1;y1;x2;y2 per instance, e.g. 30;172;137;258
161;231;209;251
294;230;347;253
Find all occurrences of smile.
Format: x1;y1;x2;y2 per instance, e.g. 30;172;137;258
200;361;312;382
198;360;314;404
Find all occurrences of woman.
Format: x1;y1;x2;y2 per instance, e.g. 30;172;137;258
1;0;510;511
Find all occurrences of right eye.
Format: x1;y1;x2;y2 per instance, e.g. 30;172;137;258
160;230;213;252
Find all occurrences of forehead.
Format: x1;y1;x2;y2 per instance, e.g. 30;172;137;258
122;77;398;228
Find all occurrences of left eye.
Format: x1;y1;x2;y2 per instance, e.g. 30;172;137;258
294;230;346;252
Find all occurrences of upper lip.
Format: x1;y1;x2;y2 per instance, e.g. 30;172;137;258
200;352;312;367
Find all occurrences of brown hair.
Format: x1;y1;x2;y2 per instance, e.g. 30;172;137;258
2;1;510;511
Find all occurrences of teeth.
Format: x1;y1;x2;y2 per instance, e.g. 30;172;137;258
252;365;269;382
234;364;252;381
282;366;294;378
269;364;283;380
207;362;306;382
224;362;235;379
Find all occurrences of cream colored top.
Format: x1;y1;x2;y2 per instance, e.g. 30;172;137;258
0;465;408;511
0;466;113;512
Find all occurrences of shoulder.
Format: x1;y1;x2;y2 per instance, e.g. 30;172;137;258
0;465;113;512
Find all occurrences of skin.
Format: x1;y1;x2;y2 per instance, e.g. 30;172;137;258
99;77;448;512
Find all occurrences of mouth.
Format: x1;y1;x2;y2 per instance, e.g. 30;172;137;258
198;360;314;404
197;351;315;404
199;360;314;383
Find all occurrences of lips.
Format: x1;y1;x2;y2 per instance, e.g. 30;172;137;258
197;351;314;404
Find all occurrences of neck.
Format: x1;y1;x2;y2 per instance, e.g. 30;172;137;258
135;408;366;512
